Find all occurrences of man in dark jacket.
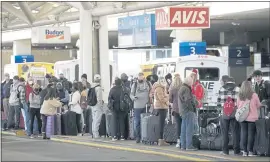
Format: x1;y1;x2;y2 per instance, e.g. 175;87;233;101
108;78;131;141
121;73;131;94
217;77;241;156
253;70;270;109
56;82;69;106
1;73;13;130
59;73;72;93
81;74;91;89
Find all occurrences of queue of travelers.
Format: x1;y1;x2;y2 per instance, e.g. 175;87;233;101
1;69;269;157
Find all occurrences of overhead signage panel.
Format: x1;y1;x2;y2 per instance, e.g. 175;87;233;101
179;42;207;56
14;55;34;63
229;58;251;67
118;14;157;48
228;45;250;58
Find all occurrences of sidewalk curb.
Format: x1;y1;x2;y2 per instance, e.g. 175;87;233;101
1;131;16;136
51;137;210;161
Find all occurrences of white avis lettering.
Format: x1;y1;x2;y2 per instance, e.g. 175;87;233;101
171;11;206;25
156;11;167;26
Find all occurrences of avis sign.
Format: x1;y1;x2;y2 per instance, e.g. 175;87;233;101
168;6;210;29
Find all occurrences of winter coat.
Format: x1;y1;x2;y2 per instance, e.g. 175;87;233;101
40;98;62;116
153;82;169;109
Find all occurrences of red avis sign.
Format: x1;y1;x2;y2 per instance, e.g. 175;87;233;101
155;8;169;30
168;6;210;29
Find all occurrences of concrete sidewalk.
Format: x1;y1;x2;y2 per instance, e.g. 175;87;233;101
51;135;270;162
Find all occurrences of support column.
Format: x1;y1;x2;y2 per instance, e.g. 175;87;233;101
112;50;119;72
266;37;270;53
80;9;92;81
92;17;100;78
11;39;32;63
219;32;225;45
171;29;202;57
99;15;110;102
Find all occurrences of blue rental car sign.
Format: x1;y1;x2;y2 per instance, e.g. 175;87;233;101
179;42;207;56
14;55;34;63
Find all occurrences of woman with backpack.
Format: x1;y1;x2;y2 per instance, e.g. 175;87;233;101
236;80;261;157
153;76;170;146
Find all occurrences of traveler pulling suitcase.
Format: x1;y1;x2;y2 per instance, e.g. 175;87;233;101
163;106;178;143
254;105;270;157
141;104;160;145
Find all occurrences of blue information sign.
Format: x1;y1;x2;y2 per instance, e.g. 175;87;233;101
228;45;250;58
179;42;207;56
14;55;34;63
118;14;157;48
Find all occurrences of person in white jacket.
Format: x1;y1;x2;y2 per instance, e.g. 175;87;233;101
69;82;82;136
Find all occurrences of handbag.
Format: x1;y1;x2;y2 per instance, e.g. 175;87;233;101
235;100;250;122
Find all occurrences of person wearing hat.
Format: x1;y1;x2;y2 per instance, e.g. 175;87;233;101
253;70;270;104
91;74;104;138
190;69;205;109
29;83;42;138
1;73;13;130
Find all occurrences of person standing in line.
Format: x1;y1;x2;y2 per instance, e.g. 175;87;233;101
18;77;28;134
81;74;91;89
178;76;198;151
169;74;183;148
91;74;104;138
153;76;170;146
130;72;152;143
237;81;261;156
7;76;25;130
69;82;83;136
1;73;13;130
165;73;172;94
29;84;42;138
217;77;241;156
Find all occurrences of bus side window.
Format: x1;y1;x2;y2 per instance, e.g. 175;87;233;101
109;65;113;86
75;64;79;81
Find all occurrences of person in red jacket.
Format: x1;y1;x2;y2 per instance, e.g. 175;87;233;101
190;69;205;109
25;77;34;106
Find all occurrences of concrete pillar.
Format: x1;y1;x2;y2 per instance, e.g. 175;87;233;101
99;15;110;102
112;50;119;72
266;37;270;53
11;39;32;63
80;9;92;81
220;32;225;45
171;29;203;57
92;17;100;78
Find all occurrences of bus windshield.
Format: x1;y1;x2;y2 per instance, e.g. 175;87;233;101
185;67;220;81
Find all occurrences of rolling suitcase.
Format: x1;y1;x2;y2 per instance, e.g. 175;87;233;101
106;112;114;137
84;108;92;134
141;104;160;145
99;114;107;136
61;110;77;136
254;105;270;157
46;115;55;138
54;113;61;135
128;110;135;140
163;107;178;143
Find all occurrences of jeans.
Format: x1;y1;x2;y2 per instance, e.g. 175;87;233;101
91;105;103;138
29;108;42;135
112;111;126;137
7;105;21;129
2;98;9;128
21;103;30;134
181;111;196;149
134;108;146;140
157;109;167;139
220;118;241;154
173;112;182;139
194;114;199;135
240;121;256;153
76;113;82;133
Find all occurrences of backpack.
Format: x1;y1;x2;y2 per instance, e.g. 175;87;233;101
87;85;100;106
120;86;132;112
194;82;207;108
235;100;250;122
223;96;235;117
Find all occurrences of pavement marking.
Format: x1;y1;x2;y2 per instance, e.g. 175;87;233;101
64;136;248;162
51;138;210;161
1;131;16;136
2;140;46;144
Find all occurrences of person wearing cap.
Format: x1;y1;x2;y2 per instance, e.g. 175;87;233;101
7;76;25;130
253;70;270;105
56;82;69;106
190;69;204;108
130;72;152;143
81;74;91;89
217;77;241;156
29;83;42;138
91;74;104;138
1;73;13;130
59;73;72;93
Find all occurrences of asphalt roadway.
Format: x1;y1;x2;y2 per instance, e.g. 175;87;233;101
2;134;178;161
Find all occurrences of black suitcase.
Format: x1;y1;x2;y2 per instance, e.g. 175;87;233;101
163;107;178;143
61;111;77;136
99;114;106;136
254;105;270;157
84;108;92;134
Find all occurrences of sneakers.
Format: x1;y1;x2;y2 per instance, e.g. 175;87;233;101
77;133;83;136
242;152;248;157
42;132;47;140
180;148;186;150
248;152;256;157
186;147;198;151
136;138;140;143
37;134;43;138
176;139;180;148
220;151;229;156
112;136;118;141
120;136;125;141
30;134;35;139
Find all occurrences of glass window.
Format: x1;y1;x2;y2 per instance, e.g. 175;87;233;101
185;67;220;81
206;49;220;56
167;50;172;58
156;50;166;59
